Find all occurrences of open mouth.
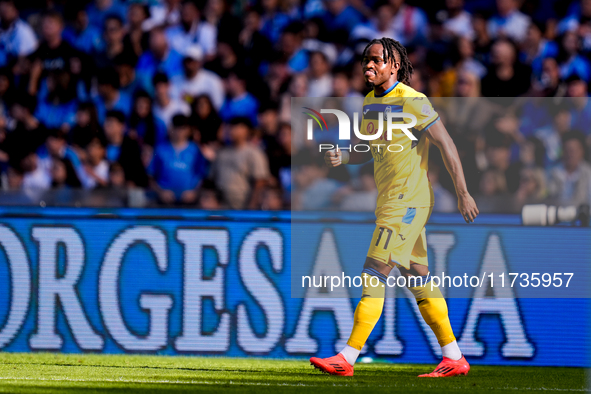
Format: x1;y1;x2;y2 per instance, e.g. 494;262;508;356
364;70;376;78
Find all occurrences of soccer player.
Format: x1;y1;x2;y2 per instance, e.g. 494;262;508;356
309;38;479;377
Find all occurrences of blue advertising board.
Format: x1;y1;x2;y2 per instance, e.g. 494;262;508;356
0;208;588;367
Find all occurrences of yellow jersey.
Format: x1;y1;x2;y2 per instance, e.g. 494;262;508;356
360;82;439;209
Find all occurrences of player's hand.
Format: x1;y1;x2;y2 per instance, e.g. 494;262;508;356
458;193;479;223
324;149;342;168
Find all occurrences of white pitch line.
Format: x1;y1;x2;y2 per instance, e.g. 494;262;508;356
0;376;586;391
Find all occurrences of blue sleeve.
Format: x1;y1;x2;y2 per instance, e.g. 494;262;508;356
34;102;48;125
65;101;78;127
135;55;155;95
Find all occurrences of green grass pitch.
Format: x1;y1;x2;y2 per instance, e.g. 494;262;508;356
0;353;585;393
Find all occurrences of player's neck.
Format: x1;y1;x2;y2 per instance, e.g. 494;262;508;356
374;80;399;97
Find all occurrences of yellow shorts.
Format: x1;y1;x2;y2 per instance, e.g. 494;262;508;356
366;205;432;269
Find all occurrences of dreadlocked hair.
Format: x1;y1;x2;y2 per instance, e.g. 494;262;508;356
361;38;413;85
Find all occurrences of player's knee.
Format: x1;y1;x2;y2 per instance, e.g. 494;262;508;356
399;262;429;278
363;257;392;276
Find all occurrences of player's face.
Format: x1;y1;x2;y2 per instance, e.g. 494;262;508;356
362;44;398;89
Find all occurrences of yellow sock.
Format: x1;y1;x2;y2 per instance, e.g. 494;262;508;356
346;271;385;350
408;278;456;347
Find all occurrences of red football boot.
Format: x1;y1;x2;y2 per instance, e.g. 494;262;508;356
418;355;470;377
310;354;354;376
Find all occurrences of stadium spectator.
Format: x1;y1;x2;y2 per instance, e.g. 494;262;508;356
69;102;102;150
0;0;38;67
34;69;78;130
261;186;284;210
28;11;81;97
558;0;591;35
485;131;521;193
438;0;474;40
190;94;222;146
103;110;147;187
94;14;126;70
351;2;396;43
30;128;83;193
476;168;511;212
533;103;571;166
332;67;362;98
530;57;567;97
388;0;429;46
4;94;45;166
567;76;591;137
239;6;274;73
557;31;591;82
322;0;363;37
521;22;558;79
211;117;269;209
337;162;378;212
307;51;333;97
94;68;132;124
205;0;242;47
547;131;591;207
260;0;291;44
81;135;109;189
220;70;259;126
21;151;50;192
263;114;289;185
278;73;308;124
107;161;125;188
513;166;547;210
62;6;103;55
128;90;167;150
149;114;208;205
481;38;531;97
292;148;341;210
86;0;127;31
51;157;82;189
472;12;492;61
152;72;190;129
5;165;23;191
146;0;182;30
123;2;150;59
165;0;217;58
454;36;487;78
171;45;224;110
278;21;308;73
114;53;139;98
487;0;531;43
135;27;184;94
205;39;240;79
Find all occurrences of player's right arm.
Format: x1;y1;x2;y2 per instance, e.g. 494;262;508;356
324;142;373;167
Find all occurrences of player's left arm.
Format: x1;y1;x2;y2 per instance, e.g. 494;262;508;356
425;120;479;223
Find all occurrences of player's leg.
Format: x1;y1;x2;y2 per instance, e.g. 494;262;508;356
309;257;389;376
310;223;395;376
340;257;390;364
402;226;469;377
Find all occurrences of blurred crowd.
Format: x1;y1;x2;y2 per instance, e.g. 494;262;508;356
0;0;590;212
